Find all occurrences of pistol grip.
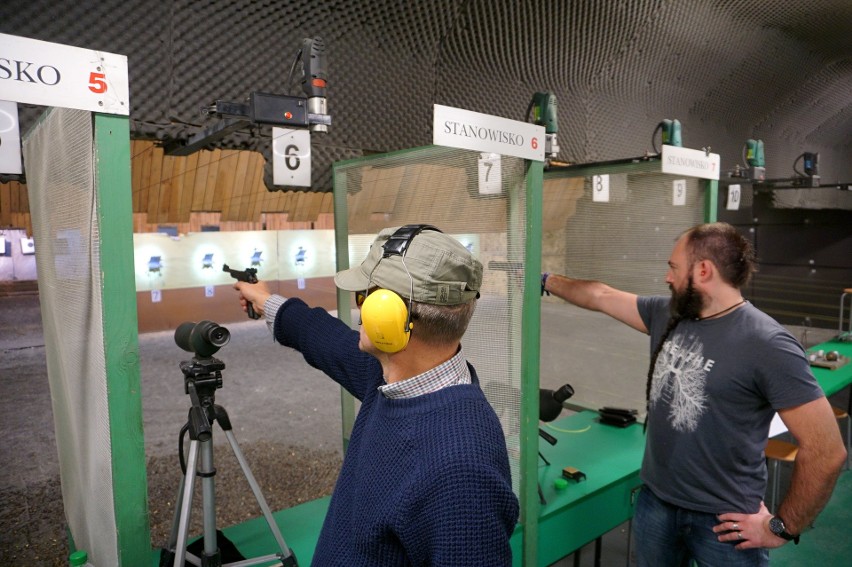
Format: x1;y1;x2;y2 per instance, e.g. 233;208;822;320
247;302;261;320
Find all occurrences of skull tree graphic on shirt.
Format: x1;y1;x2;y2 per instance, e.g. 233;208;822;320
650;331;712;432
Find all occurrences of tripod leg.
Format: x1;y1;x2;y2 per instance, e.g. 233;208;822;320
199;439;221;561
174;439;200;567
224;430;296;560
160;472;187;566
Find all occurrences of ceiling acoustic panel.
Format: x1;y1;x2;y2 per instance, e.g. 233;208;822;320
2;0;850;191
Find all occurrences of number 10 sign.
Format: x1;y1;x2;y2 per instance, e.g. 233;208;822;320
0;33;129;115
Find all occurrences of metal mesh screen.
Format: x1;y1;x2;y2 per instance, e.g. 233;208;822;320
22;107;118;565
541;169;707;418
335;146;529;494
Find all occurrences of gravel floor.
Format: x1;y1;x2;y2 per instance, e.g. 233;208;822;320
1;444;341;566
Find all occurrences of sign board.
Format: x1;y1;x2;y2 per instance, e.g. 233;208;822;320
661;145;720;180
0;100;22;174
727;184;742;210
592;174;610;202
477;152;502;194
20;236;35;254
433;104;545;162
672;179;687;206
272;127;311;187
0;33;129;115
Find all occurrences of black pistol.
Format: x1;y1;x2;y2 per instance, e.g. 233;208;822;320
223;264;261;319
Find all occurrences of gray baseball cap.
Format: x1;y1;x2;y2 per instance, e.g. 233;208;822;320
334;226;482;305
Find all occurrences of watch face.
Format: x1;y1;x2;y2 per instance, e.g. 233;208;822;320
769;516;785;535
769;516;784;535
769;516;799;544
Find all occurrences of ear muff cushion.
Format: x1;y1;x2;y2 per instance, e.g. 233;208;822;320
361;289;411;353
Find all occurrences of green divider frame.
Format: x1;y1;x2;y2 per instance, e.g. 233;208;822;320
96;113;152;564
520;160;544;566
331;147;545;565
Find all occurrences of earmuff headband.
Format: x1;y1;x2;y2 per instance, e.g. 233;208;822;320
381;224;442;258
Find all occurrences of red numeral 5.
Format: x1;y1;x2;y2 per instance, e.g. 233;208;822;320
88;72;107;94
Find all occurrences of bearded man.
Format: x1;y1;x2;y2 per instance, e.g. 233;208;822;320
542;222;845;567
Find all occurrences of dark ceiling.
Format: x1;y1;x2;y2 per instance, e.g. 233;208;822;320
2;0;851;191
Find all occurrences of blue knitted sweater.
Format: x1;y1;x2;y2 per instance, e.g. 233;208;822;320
274;298;519;566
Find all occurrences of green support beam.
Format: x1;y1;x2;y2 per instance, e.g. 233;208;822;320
95;113;152;564
521;160;544;565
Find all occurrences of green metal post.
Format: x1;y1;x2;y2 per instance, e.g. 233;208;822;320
704;179;719;222
332;164;356;450
521;160;544;565
94;113;152;564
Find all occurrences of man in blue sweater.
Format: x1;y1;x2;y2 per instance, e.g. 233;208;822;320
232;225;519;566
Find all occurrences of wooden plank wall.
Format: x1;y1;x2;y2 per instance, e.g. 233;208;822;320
1;140;334;236
0;180;32;236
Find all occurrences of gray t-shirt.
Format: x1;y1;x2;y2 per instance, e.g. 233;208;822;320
637;296;824;514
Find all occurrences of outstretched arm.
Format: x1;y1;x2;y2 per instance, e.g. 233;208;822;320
544;273;646;333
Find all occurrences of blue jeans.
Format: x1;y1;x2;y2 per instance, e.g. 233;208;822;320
632;487;769;567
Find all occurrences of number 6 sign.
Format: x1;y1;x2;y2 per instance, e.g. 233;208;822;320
272;128;311;187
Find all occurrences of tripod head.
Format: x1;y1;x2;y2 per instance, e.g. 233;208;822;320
180;357;224;396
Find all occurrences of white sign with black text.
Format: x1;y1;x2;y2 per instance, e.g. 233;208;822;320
478;153;502;194
661;145;720;180
0;33;129;115
672;179;687;206
433;105;545;162
727;184;742;210
592;175;610;202
272;127;311;187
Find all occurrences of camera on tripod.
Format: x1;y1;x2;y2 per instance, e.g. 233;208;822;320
162;319;299;566
175;320;230;395
175;320;230;358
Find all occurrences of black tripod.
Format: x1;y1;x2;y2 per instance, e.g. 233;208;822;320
160;356;298;567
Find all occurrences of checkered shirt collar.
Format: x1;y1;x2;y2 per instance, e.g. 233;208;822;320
379;347;471;399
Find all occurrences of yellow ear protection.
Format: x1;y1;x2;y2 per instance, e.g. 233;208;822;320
360;224;442;353
360;289;411;353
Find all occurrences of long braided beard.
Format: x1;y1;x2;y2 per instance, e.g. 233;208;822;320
643;276;705;432
670;275;705;320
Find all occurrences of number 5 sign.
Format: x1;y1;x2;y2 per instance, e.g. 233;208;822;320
0;33;129;115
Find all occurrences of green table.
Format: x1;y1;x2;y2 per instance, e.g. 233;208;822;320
150;496;331;566
519;338;852;567
807;338;852;399
510;410;646;566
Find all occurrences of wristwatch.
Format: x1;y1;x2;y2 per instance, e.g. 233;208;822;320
768;515;800;545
